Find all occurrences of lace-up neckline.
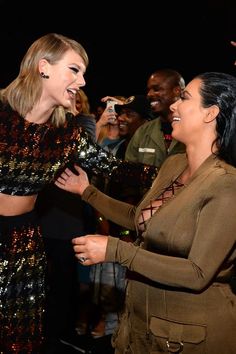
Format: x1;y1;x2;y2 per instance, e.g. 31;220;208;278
138;179;184;231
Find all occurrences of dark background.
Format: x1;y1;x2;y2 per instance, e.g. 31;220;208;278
0;0;235;110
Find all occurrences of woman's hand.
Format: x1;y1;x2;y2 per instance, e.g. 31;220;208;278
96;106;117;127
55;165;89;195
101;96;125;105
72;235;109;265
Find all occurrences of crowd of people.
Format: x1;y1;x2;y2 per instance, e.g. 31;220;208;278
0;33;236;354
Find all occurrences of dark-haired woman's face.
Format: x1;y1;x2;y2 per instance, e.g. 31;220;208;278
170;78;216;146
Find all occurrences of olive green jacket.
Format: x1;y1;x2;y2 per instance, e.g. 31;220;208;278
125;118;185;168
82;153;236;353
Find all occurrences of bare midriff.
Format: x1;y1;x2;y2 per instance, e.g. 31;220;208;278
0;193;37;216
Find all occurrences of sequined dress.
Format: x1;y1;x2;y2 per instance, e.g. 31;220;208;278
0;102;119;353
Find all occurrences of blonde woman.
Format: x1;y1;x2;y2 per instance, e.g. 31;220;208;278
0;33;118;352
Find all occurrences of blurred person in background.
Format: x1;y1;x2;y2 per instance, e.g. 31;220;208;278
125;69;186;171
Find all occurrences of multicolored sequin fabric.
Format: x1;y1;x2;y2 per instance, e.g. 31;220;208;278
0;212;45;353
0;102;122;353
0;104;120;196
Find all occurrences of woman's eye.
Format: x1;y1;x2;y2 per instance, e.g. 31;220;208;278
71;67;79;74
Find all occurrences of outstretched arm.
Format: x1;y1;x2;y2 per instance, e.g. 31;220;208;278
55;165;137;230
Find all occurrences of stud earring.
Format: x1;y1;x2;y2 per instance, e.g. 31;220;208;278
40;72;49;79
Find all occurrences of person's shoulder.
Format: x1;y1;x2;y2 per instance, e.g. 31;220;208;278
75;114;96;140
133;118;161;136
142;118;161;129
199;156;236;194
208;162;236;197
215;158;236;178
0;99;11;113
78;113;96;120
76;113;96;125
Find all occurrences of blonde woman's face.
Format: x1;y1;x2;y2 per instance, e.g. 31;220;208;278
41;49;86;109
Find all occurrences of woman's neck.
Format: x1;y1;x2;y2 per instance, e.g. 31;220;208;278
25;105;54;124
181;144;216;184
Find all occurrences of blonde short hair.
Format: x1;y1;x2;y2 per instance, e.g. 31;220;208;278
0;33;89;126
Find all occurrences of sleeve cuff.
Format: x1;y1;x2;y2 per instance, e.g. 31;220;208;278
82;185;97;202
105;236;119;262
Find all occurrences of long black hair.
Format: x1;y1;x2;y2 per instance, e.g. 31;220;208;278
197;72;236;167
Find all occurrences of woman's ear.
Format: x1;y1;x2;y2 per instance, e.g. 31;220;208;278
204;105;219;123
38;58;49;76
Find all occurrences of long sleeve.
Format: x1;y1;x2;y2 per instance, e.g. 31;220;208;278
105;172;236;291
74;129;121;177
82;184;136;230
75;128;158;196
